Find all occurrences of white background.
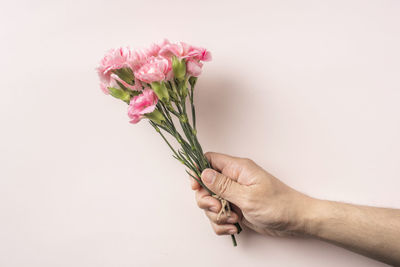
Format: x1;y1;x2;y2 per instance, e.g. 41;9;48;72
1;0;399;266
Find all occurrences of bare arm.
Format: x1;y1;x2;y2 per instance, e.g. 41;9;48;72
190;152;400;266
304;199;400;265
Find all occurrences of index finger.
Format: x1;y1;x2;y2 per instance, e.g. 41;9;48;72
204;151;242;180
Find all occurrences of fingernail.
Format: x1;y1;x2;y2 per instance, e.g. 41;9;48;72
228;229;236;234
202;169;216;184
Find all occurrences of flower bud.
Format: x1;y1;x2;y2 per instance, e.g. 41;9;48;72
144;109;165;125
151;82;170;102
172;56;186;81
108;87;130;103
189;76;198;89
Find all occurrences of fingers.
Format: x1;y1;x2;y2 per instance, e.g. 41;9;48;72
210;221;238;235
201;168;246;206
195;189;221;210
192;172;242;236
204;151;241;174
204;210;240;225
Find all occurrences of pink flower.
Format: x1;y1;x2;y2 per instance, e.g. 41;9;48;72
145;39;171;58
99;78;120;95
110;73;143;91
97;47;132;83
97;40;211;95
97;47;147;92
186;46;212;61
134;56;172;83
127;89;158;124
100;82;109;94
159;42;192;59
128;50;148;72
186;59;203;76
159;42;212;62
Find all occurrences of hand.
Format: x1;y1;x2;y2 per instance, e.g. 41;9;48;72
190;152;315;237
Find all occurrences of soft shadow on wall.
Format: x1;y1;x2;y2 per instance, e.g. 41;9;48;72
195;72;237;135
193;69;269;157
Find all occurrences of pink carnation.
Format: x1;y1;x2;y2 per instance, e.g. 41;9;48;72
134;56;172;83
97;47;147;92
99;78;120;95
97;47;132;83
128;50;148;72
127;88;158;124
110;73;143;91
186;59;203;77
159;42;212;62
186;46;212;61
159;42;192;59
98;40;211;94
100;82;110;94
145;39;171;58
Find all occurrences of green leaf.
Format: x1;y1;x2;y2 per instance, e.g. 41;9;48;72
108;87;130;103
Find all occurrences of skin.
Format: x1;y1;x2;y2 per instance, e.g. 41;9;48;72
190;152;400;266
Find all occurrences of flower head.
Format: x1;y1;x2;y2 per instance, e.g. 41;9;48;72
186;59;203;77
145;39;171;58
97;40;211;97
127;88;158;124
186;46;212;61
159;42;192;59
159;42;212;61
128;50;148;72
97;47;132;83
134;56;172;83
158;41;211;78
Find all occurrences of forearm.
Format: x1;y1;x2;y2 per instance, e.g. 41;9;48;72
303;198;400;265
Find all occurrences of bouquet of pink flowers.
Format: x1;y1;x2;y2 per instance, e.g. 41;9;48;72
96;39;242;246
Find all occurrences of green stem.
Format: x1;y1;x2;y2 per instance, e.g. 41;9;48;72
150;83;241;246
149;122;179;160
189;79;196;130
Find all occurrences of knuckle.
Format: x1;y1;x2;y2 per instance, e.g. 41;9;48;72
216;176;232;197
241;157;254;165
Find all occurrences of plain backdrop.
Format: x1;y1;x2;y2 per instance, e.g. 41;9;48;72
1;0;399;266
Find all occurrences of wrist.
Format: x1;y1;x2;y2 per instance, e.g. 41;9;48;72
297;196;328;237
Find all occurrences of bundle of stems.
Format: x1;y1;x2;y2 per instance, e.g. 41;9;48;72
148;76;242;246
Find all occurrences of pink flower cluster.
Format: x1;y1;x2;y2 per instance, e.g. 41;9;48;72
127;89;158;124
97;39;211;123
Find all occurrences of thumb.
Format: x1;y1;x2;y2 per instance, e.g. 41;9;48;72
201;168;245;206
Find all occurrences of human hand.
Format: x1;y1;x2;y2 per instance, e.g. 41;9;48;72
190;152;315;237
